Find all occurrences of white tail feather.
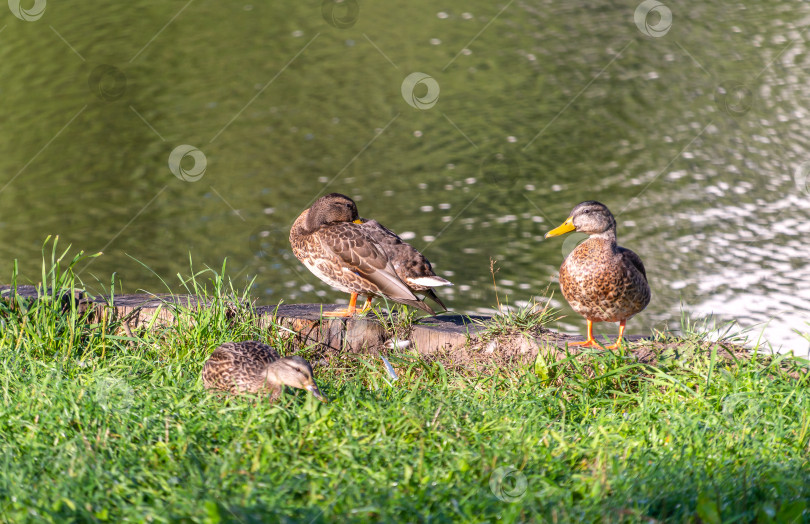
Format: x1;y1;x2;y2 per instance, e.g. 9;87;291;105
407;276;453;287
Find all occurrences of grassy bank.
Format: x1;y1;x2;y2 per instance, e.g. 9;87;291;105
1;242;810;523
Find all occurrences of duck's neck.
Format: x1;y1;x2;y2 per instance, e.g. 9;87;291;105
263;363;283;386
588;228;617;247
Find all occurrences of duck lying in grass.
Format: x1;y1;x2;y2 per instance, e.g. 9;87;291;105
202;341;327;402
290;193;452;317
545;201;650;349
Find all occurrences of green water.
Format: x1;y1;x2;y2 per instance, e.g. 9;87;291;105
1;0;809;351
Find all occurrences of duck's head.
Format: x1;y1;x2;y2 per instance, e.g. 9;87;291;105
306;193;360;230
545;201;616;238
266;356;328;402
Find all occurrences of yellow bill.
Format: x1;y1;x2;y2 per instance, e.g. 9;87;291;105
545;216;576;238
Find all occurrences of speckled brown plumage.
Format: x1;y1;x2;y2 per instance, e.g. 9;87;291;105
290;193;450;315
357;218;451;310
559;236;649;323
546;201;650;348
202;341;326;401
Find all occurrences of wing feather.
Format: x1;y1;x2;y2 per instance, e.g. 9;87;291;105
618;247;647;281
319;223;421;304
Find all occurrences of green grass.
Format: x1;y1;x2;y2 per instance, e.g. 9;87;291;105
474;260;561;340
2;241;810;523
472;296;560;340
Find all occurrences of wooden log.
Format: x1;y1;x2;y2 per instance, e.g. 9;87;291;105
0;286;211;331
1;285;651;359
256;304;388;352
83;294;210;330
0;284;84;311
410;314;488;353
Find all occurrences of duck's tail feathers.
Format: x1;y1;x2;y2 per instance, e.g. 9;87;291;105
400;297;436;316
407;276;453;288
423;289;448;312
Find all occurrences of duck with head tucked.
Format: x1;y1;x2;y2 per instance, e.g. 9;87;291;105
202;341;327;402
545;201;650;349
290;193;451;317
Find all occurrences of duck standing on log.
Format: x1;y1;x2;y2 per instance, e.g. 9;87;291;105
544;201;650;349
290;193;452;317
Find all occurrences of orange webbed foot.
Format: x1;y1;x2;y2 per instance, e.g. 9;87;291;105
322;293;360;317
566;338;601;348
604;320;628;350
565;319;629;350
322;308;358;318
567;320;602;348
359;296;374;314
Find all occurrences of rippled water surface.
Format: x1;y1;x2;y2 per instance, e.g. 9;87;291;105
2;1;810;351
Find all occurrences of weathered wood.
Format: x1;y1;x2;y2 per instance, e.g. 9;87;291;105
1;284;84;310
1;286;210;330
84;294;211;329
410;314;488;353
1;286;651;358
257;304;389;352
